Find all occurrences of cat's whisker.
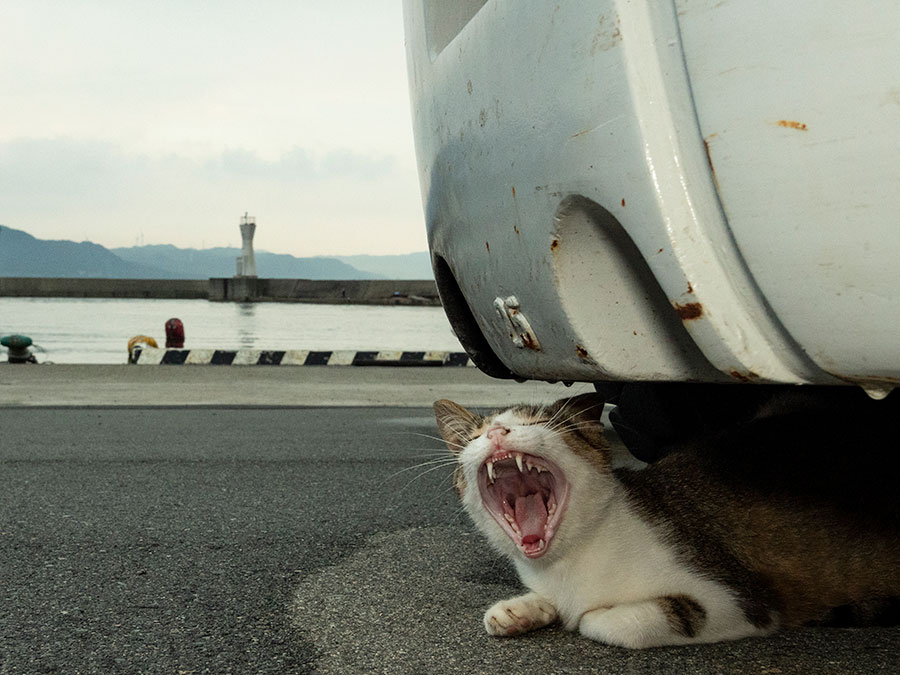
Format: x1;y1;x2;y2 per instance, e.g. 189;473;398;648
448;504;470;526
542;398;572;430
385;457;460;482
394;462;460;493
545;403;606;435
406;431;467;450
410;452;454;458
548;419;600;430
542;396;596;433
438;418;478;447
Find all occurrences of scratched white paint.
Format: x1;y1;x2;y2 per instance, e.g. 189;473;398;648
404;0;900;389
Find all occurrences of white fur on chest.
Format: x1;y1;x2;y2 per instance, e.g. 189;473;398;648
510;495;760;643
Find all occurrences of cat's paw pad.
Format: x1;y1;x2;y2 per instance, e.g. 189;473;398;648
484;593;558;636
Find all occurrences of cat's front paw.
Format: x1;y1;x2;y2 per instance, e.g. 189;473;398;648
484;592;558;636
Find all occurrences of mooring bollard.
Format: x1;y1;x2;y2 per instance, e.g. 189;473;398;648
1;334;38;364
165;318;184;348
127;335;159;364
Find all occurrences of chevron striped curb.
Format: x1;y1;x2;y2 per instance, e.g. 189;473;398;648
133;347;474;367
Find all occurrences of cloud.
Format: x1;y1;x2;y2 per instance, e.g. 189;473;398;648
0;3;424;255
0;137;425;255
206;146;396;182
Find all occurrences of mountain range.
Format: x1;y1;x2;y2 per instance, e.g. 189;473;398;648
0;225;433;280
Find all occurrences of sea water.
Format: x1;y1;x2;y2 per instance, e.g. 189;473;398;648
0;297;462;364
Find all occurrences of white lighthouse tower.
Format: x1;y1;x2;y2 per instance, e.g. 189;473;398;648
237;212;257;278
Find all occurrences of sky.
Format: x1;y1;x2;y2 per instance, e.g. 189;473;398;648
0;1;427;256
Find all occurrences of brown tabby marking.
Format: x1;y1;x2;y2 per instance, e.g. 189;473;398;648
657;595;707;638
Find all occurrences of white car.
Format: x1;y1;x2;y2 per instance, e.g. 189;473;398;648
404;0;900;405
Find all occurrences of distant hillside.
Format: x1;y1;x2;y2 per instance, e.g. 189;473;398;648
112;244;376;280
335;252;433;279
0;225;432;280
0;225;169;278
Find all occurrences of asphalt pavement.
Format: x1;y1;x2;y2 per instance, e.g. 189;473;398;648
0;364;594;408
2;403;898;674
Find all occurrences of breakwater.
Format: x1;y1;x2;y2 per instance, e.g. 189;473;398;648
0;277;439;305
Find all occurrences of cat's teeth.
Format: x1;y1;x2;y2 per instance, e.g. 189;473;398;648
526;460;537;473
486;461;495;483
537;539;545;551
515;454;524;473
503;512;521;534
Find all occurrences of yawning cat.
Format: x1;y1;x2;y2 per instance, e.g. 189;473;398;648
433;392;900;648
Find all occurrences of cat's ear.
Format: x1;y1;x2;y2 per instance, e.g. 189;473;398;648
433;399;481;454
550;392;607;448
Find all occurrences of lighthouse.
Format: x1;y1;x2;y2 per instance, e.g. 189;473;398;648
236;212;257;278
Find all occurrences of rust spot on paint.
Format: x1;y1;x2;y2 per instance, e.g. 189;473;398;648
729;370;760;383
702;135;720;191
574;344;597;364
521;333;540;351
702;138;714;171
550;238;560;252
621;198;626;207
511;186;516;198
777;120;808;131
513;225;520;235
675;302;703;320
657;248;664;254
687;282;694;294
485;241;490;253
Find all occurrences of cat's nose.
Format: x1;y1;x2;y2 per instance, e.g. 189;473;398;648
486;426;510;443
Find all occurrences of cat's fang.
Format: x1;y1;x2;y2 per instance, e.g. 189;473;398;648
515;454;525;473
487;461;496;483
525;460;546;474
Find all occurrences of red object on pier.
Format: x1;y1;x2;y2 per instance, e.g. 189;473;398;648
165;318;184;348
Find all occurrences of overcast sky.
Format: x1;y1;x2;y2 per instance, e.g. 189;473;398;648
1;1;427;256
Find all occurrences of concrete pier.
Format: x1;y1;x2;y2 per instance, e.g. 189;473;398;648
0;364;593;407
207;278;439;304
0;277;208;299
0;277;439;305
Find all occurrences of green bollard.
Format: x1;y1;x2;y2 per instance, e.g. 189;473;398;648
1;334;37;364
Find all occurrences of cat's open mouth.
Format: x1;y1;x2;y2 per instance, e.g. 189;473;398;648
478;451;570;559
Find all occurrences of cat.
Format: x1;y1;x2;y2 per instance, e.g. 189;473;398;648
433;391;900;648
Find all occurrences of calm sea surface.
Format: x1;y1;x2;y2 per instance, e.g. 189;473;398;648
0;298;462;364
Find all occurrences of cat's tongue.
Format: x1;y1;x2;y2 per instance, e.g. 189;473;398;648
514;492;548;544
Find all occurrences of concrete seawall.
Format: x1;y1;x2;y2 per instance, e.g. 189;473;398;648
0;277;439;305
207;278;438;304
0;277;208;299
